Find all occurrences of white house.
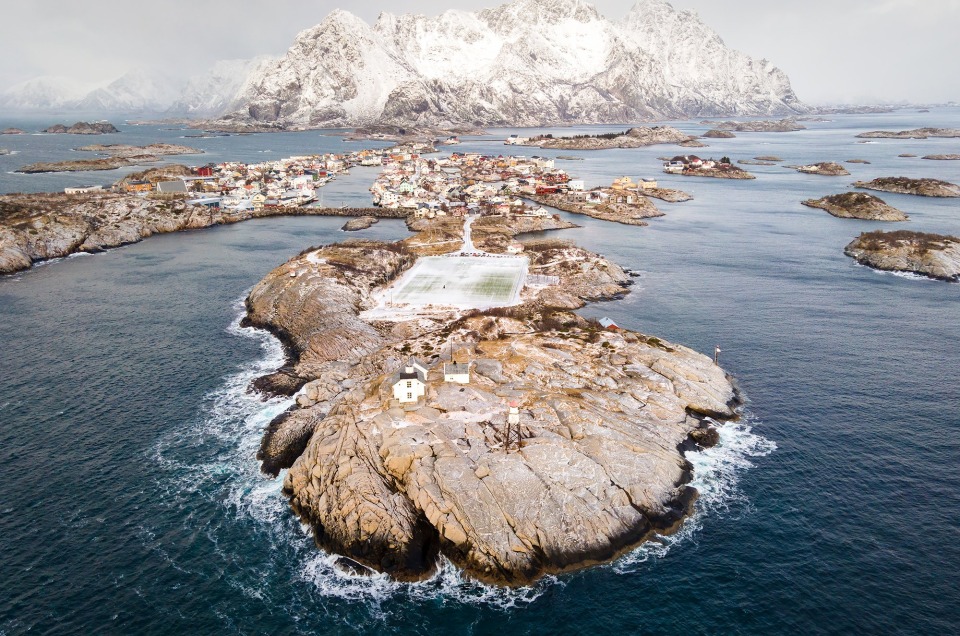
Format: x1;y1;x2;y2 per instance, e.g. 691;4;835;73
64;185;103;194
392;365;426;403
567;179;585;192
443;362;470;384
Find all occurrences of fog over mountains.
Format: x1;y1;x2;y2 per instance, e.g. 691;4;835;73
0;0;805;125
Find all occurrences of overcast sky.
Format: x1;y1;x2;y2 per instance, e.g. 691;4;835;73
1;0;957;104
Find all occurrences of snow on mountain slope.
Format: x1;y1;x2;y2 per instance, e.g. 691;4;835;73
0;76;93;111
168;57;276;116
231;0;805;127
73;69;183;113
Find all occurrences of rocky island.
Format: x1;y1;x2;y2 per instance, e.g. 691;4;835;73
243;213;740;585
522;126;694;150
0;191;387;275
802;192;907;221
702;129;735;139
1;128;26;135
854;177;960;198
706;118;805;133
792;162;850;176
342;216;379;231
855;128;960;139
845;230;960;281
528;192;664;226
16;143;203;173
43;121;120;135
922;154;960;161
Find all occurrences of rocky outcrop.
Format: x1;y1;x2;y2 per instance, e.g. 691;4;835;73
922;154;960;161
525;126;693;150
856;128;960;139
0;148;9;156
802;192;907;221
0;192;404;275
845;231;960;281
754;155;782;162
853;177;960;198
42;122;119;135
1;128;25;135
342;216;379;231
702;129;735;138
707;118;804;132
846;159;871;164
242;215;739;585
793;162;850;176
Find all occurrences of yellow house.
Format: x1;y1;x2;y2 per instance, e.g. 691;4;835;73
611;176;637;190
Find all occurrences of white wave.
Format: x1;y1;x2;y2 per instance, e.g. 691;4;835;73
299;553;557;612
612;415;776;573
152;294;775;610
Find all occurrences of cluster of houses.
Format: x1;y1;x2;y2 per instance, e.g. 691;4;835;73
370;152;571;218
662;154;733;174
106;143;437;212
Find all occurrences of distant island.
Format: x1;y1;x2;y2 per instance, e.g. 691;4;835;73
854;177;960;198
856;128;960;139
703;118;805;133
845;230;960;281
43;122;119;135
16;143;202;173
518;126;693;150
791;161;850;176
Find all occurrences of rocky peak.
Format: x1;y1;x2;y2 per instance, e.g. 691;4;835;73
479;0;602;24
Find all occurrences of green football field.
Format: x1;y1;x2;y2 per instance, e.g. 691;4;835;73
392;256;527;307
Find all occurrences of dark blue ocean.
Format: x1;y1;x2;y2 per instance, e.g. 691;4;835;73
1;109;959;635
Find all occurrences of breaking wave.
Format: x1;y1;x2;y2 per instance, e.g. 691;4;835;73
150;295;776;612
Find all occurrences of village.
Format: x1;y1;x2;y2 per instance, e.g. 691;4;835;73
67;142;439;211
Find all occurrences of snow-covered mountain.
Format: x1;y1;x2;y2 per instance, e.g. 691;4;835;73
0;76;94;111
167;57;276;117
232;0;805;127
73;69;183;113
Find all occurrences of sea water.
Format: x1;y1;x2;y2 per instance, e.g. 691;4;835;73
1;109;959;634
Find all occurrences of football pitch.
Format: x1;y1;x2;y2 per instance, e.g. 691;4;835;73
391;255;528;308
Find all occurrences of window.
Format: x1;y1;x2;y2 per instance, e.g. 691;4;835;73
407;392;412;400
406;381;412;388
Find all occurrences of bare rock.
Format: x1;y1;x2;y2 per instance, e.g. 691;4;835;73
854;177;960;198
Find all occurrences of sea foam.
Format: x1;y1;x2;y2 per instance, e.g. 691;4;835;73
155;294;777;610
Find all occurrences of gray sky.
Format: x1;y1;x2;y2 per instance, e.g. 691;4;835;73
1;0;957;104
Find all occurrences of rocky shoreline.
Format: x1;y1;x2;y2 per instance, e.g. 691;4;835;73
802;192;907;221
0;191;401;275
242;214;740;585
845;230;960;281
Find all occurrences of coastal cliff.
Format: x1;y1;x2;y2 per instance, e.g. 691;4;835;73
243;215;740;585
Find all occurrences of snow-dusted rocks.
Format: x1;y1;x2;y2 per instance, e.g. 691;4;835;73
230;0;804;128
